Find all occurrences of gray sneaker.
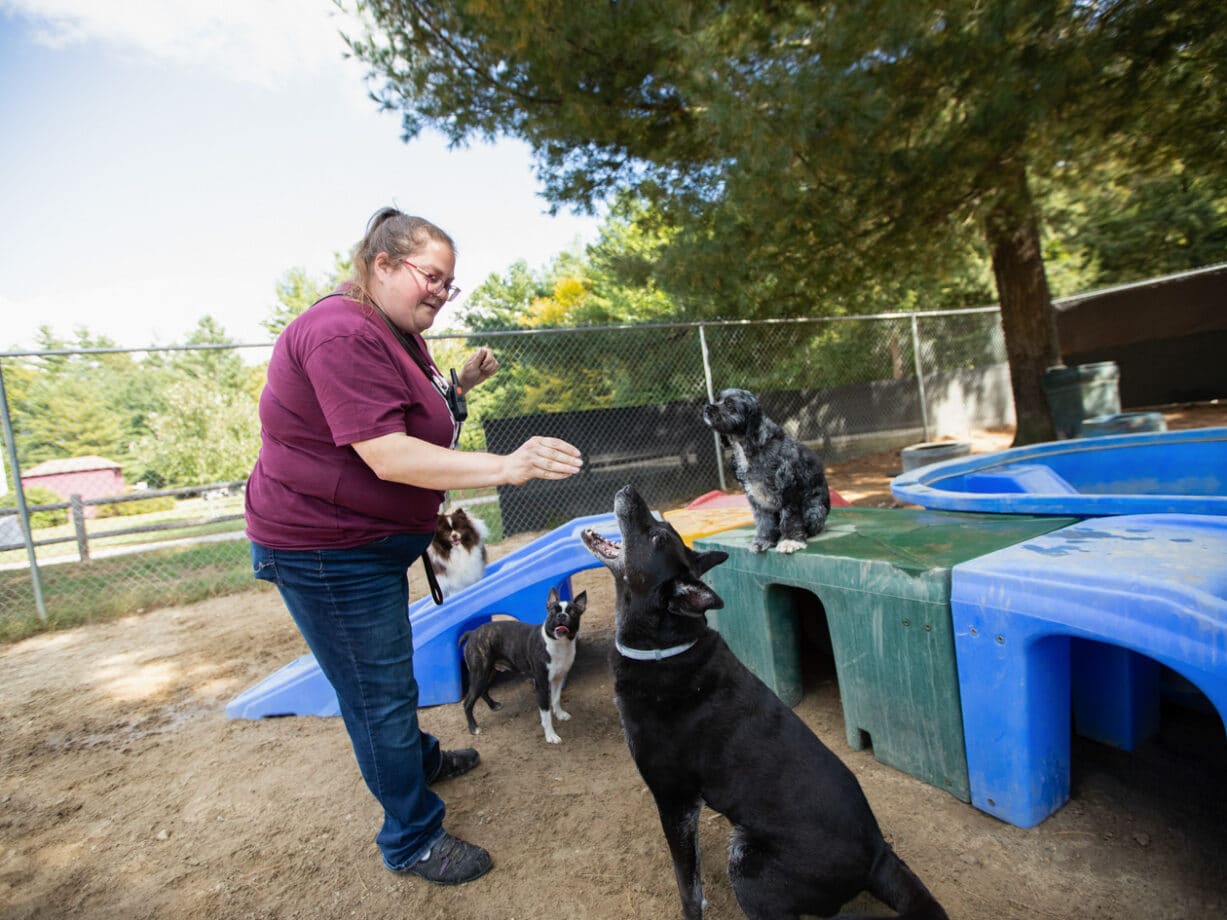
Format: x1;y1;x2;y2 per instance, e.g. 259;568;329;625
432;748;480;783
401;832;492;886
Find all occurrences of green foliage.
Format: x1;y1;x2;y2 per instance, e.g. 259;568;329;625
1045;169;1227;293
262;253;353;337
345;0;1227;443
94;494;178;518
1;486;68;529
17;374;127;465
166;316;249;391
8;328;158;471
460;259;548;332
578;196;689;323
3;315;266;491
345;1;1050;306
0;538;260;643
449;222;686;418
133;377;261;487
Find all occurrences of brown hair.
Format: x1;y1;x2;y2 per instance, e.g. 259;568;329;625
349;207;457;305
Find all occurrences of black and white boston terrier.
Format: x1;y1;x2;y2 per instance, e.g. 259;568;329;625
459;587;587;744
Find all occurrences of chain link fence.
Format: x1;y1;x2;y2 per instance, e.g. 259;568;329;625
1;308;1008;635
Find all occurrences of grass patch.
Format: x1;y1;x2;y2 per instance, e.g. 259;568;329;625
0;538;268;644
1;495;512;645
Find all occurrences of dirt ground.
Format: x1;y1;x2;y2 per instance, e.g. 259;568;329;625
3;403;1225;920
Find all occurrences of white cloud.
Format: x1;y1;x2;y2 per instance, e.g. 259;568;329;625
2;0;363;87
0;2;604;351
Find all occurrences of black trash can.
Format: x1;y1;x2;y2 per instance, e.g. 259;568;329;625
1041;362;1121;440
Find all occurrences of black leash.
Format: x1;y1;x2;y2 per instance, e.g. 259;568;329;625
422;553;445;606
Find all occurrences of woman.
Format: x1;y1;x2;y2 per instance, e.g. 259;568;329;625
245;207;583;885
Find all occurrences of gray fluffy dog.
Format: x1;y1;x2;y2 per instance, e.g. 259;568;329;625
702;387;831;553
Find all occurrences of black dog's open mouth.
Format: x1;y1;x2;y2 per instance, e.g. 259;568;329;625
553;625;570;638
581;529;621;561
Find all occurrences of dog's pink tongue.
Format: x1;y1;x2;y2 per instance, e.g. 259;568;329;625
554;626;569;638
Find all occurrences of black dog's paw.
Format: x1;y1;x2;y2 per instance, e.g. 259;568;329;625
488;700;503;711
749;540;771;554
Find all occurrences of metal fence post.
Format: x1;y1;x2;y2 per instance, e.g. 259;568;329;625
0;359;48;622
910;313;931;442
71;494;90;562
698;323;727;492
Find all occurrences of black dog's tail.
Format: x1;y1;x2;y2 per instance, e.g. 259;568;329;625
456;631;473;694
835;844;948;920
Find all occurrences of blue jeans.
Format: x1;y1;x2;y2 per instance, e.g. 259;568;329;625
251;534;445;870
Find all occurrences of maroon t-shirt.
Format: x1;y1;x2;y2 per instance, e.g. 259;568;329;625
245;292;458;549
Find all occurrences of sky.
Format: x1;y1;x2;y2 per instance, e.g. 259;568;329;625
0;1;602;351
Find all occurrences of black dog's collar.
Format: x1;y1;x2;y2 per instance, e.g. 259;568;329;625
615;639;696;661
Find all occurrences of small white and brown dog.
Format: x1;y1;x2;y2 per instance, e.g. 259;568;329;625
426;507;489;598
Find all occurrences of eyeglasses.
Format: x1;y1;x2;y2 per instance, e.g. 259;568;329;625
403;260;461;302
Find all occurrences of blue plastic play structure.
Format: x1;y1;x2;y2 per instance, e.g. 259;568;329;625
890;427;1227;517
225;513;620;719
883;426;1227;827
951;513;1227;828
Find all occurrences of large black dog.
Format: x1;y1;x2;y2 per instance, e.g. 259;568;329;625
581;485;947;920
703;387;831;553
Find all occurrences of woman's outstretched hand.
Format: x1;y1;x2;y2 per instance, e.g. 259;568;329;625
504;436;584;486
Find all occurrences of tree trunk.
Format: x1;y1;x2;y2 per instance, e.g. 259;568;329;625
983;160;1061;446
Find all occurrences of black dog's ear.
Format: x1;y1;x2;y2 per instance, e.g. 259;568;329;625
547;586;560;607
668;577;724;619
689;548;728;576
570;591;587;615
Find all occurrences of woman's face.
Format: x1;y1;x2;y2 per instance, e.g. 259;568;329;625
375;238;457;335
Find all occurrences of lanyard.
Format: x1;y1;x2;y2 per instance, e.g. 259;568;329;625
316;291;467;445
369;302;466;441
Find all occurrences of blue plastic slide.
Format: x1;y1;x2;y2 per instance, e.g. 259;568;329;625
225;513;619;719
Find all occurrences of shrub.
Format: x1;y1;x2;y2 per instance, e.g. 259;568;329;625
95;494;178;518
0;486;69;529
